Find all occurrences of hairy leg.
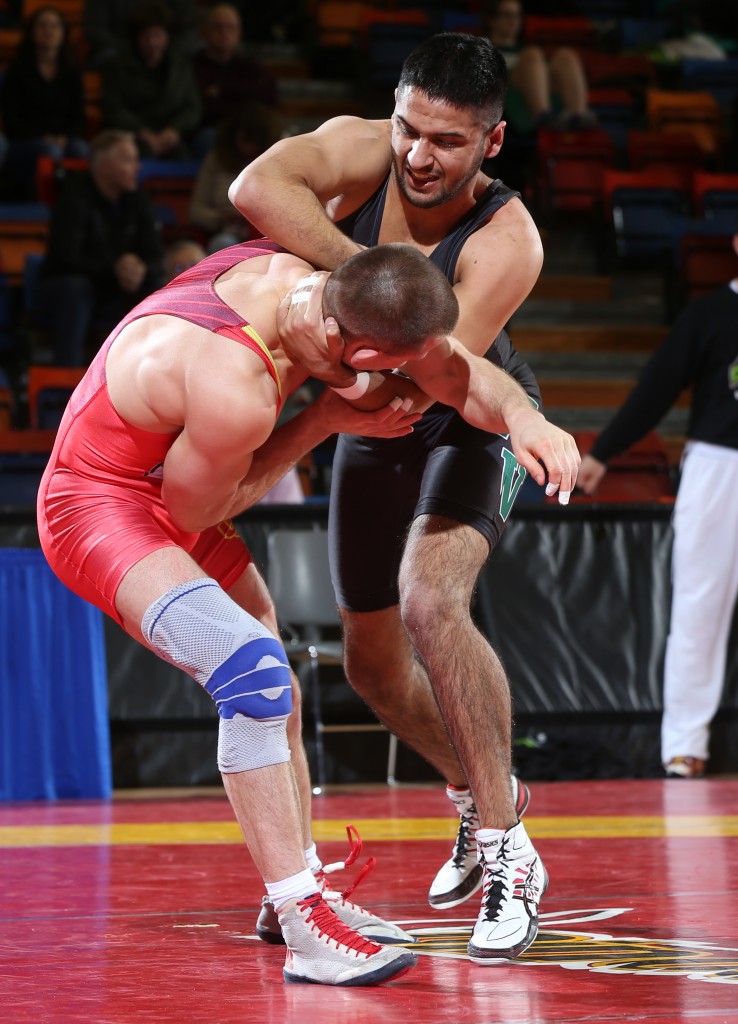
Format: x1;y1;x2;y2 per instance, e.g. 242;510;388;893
339;606;466;788
398;515;516;831
116;547;308;882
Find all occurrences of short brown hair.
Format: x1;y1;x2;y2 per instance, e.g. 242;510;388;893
323;243;459;351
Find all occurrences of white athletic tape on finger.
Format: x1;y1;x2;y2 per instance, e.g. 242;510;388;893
545;483;558;496
559;491;570;505
330;372;371;400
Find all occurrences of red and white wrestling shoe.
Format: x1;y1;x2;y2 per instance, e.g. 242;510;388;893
279;893;417;986
428;775;530;910
256;825;415;946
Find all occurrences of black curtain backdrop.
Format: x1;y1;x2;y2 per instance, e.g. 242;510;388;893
2;503;736;786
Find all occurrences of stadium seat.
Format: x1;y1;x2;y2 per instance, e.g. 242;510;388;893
645;89;722;157
361;10;432;91
602;168;692;260
588;87;637;149
0;427;56;507
0;203;50;286
138;159;202;229
26;365;86;430
692;172;738;230
537;128;616;214
680;58;738;111
0;367;14;430
35;154;89;206
580;51;657;91
626;129;707;183
522;15;597;51
619;17;669;51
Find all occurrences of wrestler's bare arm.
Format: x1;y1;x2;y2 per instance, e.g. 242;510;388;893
162;362;277;533
229;116;392;269
232;388;423;512
451;201;544;357
162;361;421;531
407;337;580;495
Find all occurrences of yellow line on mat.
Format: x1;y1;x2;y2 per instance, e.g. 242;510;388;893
1;815;738;848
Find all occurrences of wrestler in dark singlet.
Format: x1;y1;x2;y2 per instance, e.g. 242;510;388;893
329;178;542;611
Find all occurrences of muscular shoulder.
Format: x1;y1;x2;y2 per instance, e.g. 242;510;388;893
451;197;543;353
460;195;542;278
107;314;278;445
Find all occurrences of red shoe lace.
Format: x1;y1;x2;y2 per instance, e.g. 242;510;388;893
298;893;382;956
319;824;377;901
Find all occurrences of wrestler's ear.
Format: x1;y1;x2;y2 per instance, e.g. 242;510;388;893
349;346;383;368
485;120;506;160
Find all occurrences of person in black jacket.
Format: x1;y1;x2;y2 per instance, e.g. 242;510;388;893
578;231;738;779
33;129;164;365
0;5;89;198
100;0;202;159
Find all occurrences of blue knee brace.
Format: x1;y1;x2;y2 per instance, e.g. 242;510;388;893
142;578;292;771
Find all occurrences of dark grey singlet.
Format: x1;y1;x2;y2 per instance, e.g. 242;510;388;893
329;174;541;612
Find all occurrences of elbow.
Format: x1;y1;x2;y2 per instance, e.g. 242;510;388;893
164;491;213;534
168;508;207;534
228;166;260;219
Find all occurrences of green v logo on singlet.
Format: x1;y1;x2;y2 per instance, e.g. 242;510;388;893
500;448;527;520
498;394;538;519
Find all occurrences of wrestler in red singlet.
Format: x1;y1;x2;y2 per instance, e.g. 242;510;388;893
37;240;286;625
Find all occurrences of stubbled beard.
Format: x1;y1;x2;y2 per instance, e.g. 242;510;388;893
392;151;484;209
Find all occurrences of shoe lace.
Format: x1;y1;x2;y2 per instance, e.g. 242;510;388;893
480;836;538;922
451;804;479;868
298;893;382;956
318;824;377;901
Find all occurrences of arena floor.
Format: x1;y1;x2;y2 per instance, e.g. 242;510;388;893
2;778;737;1023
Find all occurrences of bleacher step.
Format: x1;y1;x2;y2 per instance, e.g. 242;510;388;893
510;324;668;353
538;378;690;408
529;275;613;302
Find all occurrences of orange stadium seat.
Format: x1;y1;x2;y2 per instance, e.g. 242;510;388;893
26;365;85;430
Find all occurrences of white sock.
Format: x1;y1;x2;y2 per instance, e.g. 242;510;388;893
305;842;322;875
265;868;318;910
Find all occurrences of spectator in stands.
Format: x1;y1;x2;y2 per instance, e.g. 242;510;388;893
189;101;283;252
163;236;206;282
33;129;164;366
100;0;202;159
0;5;89;199
84;0;200;67
191;3;278;158
485;0;596;134
578;229;738;780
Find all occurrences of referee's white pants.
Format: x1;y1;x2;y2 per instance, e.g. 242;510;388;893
661;441;738;764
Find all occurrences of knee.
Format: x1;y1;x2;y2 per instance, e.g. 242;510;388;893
517;45;547;72
143;578;294;771
399;574;451;646
550;47;581;74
